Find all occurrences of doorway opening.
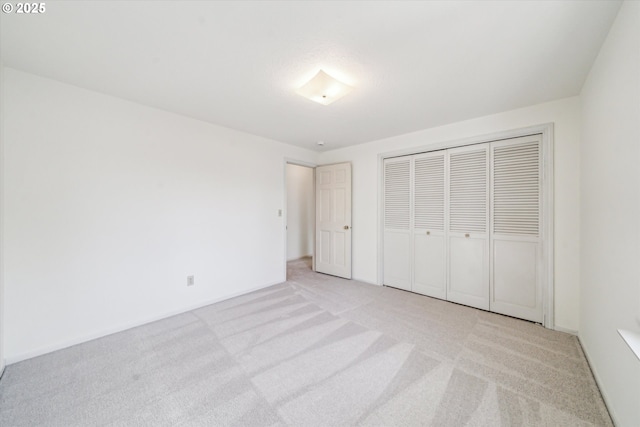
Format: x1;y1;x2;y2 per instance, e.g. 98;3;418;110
285;163;315;280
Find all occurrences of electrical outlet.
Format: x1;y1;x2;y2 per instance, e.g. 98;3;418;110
187;275;195;286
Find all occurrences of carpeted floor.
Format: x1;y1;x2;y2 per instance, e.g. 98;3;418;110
0;257;612;426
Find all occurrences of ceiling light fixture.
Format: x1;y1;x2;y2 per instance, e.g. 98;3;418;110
296;70;353;105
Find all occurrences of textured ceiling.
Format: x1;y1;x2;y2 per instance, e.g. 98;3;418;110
1;1;622;151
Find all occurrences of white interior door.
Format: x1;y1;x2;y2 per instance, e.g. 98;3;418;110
490;136;542;322
315;163;352;279
412;152;446;299
447;144;490;310
383;157;412;290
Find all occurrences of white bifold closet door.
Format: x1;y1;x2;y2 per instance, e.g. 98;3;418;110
383;157;411;290
447;144;490;310
413;151;446;299
383;134;543;324
490;136;542;322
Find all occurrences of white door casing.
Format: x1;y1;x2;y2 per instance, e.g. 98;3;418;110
315;163;352;279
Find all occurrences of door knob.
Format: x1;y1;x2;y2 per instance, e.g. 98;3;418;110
344;225;350;230
426;231;430;235
465;233;470;238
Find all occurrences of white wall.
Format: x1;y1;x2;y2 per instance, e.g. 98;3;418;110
0;64;5;376
286;164;314;261
2;67;317;363
579;2;640;426
319;97;582;332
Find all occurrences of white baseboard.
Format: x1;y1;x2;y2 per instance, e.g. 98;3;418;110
554;325;578;335
6;280;283;365
577;335;618;426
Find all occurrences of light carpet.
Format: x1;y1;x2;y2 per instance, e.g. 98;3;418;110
0;258;612;426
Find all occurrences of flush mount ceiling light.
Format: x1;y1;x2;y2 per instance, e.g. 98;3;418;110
296;70;353;105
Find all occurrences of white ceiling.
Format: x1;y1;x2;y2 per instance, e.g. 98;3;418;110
1;1;622;151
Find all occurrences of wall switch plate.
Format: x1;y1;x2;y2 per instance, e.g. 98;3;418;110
187;275;195;286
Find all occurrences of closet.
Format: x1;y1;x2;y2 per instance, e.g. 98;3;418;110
383;134;543;323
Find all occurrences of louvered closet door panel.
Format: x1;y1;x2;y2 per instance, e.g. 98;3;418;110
490;135;542;322
384;157;411;291
412;152;446;299
447;144;490;310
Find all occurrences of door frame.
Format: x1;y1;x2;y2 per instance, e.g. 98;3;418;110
283;158;317;279
377;123;555;329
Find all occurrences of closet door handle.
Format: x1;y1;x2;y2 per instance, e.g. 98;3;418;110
344;225;350;230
